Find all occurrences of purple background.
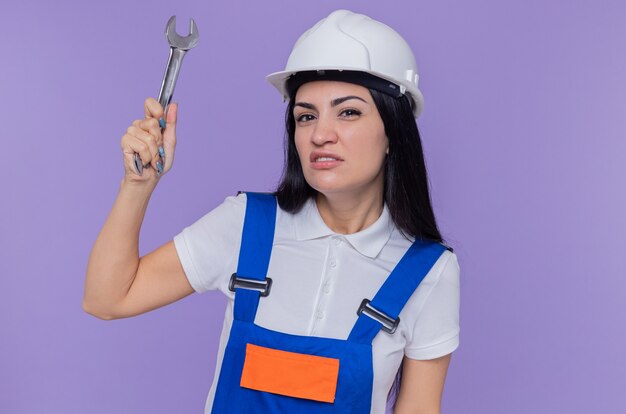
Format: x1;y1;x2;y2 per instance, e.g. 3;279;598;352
2;0;625;412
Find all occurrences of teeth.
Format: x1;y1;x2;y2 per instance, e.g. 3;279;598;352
316;157;337;162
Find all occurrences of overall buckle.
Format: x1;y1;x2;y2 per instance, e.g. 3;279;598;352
357;299;400;334
229;273;272;297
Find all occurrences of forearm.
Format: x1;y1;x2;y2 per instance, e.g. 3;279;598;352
83;178;157;318
394;407;439;414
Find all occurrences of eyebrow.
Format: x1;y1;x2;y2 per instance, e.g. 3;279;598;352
294;95;368;110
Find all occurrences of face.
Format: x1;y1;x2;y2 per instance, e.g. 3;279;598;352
293;80;389;199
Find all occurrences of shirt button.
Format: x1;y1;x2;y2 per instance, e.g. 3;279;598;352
329;259;336;268
323;284;331;294
315;310;325;319
333;238;341;246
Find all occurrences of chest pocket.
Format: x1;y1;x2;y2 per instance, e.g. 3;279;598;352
240;343;340;403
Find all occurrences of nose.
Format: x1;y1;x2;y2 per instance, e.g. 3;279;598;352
311;115;338;146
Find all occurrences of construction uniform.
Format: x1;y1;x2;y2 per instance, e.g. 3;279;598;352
173;193;460;412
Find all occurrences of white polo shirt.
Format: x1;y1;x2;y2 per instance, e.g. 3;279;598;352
173;192;460;413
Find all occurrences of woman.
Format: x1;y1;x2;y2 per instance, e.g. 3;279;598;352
84;9;460;414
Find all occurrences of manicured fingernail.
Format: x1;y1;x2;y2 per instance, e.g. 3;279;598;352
159;146;166;165
134;153;143;176
159;118;166;129
156;160;163;174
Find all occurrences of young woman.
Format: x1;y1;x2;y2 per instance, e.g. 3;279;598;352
84;9;460;414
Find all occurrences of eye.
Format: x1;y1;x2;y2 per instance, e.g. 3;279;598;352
295;113;316;122
339;108;362;118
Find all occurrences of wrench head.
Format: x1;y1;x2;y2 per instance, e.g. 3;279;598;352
165;15;199;50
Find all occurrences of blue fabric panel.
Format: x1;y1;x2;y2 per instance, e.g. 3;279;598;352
233;192;277;323
348;240;447;343
211;320;373;413
236;192;277;281
233;289;262;323
213;193;444;412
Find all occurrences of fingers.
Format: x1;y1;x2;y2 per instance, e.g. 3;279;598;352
144;97;164;120
166;102;177;129
160;102;178;173
122;98;178;180
132;117;162;145
162;102;177;143
122;123;162;175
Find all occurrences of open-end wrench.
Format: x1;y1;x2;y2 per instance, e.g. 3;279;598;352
134;15;199;176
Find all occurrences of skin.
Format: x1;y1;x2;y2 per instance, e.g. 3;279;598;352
293;81;389;234
294;81;451;413
83;82;451;413
394;353;452;414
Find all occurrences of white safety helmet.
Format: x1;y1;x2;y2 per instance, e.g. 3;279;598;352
266;9;424;118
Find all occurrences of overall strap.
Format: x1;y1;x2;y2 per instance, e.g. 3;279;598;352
348;240;448;344
232;192;277;323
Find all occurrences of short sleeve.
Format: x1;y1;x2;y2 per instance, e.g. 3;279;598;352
404;251;461;360
173;193;247;294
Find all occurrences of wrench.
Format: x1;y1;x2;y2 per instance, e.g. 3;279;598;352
134;15;199;176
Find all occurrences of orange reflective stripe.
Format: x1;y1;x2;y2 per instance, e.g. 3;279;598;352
240;343;340;403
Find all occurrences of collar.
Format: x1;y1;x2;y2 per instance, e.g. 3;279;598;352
294;197;394;259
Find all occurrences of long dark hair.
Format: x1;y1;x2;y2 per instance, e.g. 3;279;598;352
274;84;445;244
273;82;447;409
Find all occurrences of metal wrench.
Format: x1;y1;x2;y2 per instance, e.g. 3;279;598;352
134;15;199;176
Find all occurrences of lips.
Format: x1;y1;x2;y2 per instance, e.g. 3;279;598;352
310;151;343;163
308;150;344;170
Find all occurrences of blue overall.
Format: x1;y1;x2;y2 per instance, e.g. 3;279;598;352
211;193;449;413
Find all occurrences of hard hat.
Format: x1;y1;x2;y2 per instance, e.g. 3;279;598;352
266;9;424;117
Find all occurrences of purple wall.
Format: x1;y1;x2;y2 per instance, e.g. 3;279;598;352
2;0;625;412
